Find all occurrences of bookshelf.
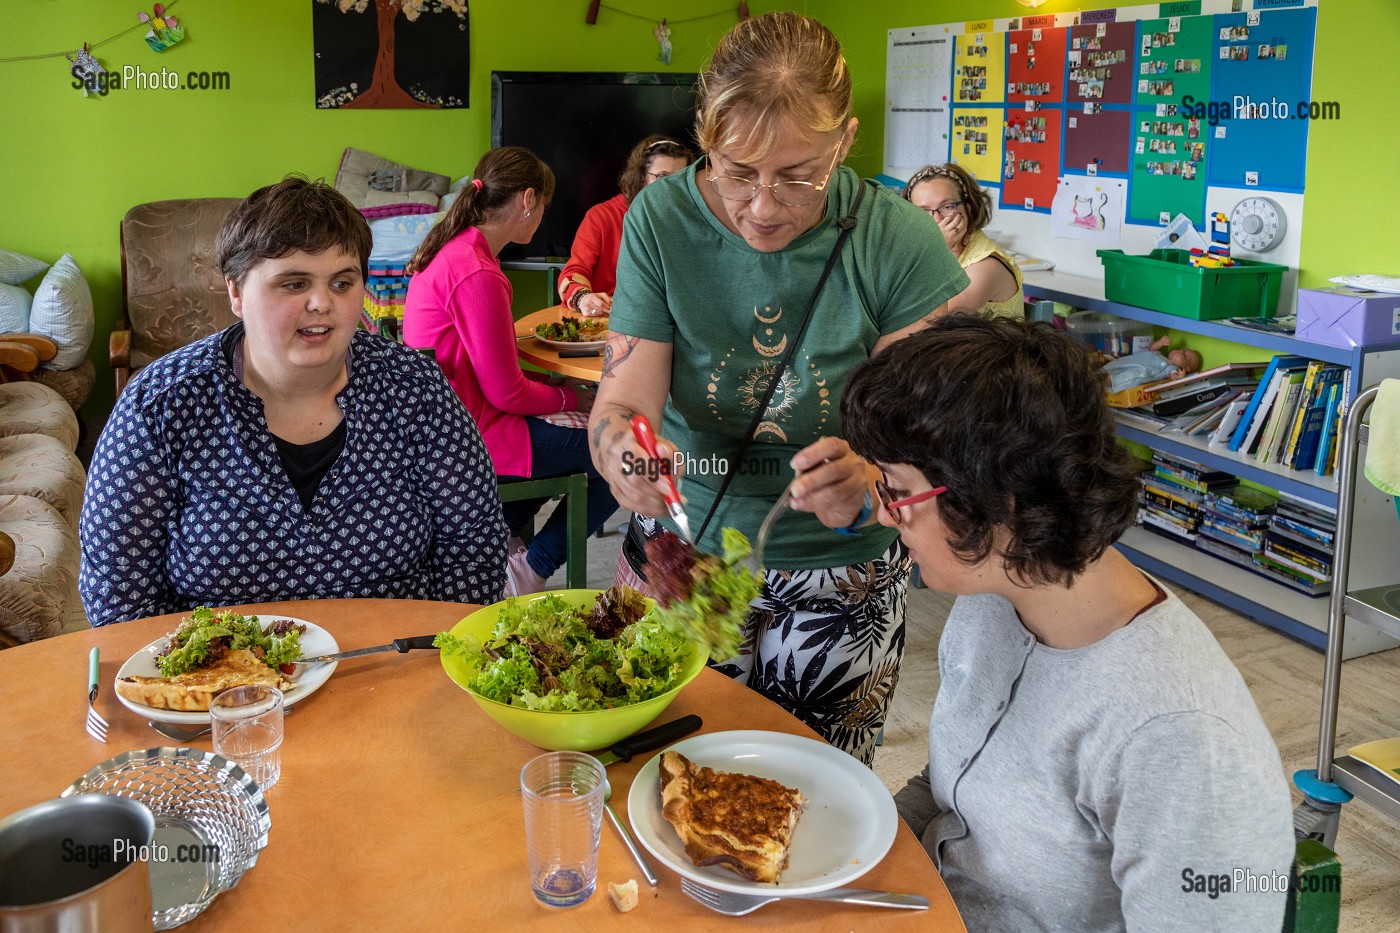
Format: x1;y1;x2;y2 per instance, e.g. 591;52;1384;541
1024;270;1400;659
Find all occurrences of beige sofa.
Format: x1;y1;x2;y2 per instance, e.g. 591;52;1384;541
0;382;86;646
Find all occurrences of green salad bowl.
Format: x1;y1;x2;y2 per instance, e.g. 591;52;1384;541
440;589;707;751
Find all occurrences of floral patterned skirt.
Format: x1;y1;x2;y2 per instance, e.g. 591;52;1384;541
616;515;913;766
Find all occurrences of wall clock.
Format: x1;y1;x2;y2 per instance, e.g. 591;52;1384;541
1230;196;1287;252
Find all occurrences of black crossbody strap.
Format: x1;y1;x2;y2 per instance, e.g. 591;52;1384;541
694;178;872;543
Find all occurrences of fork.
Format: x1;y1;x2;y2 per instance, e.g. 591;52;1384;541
749;486;793;574
679;877;929;916
86;647;109;743
753;458;842;573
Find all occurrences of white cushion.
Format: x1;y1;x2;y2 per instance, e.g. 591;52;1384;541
0;283;30;332
29;254;93;371
0;250;48;286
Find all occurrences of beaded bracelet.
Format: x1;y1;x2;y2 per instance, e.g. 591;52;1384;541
568;287;591;312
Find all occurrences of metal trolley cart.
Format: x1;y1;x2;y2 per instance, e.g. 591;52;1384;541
1293;384;1400;845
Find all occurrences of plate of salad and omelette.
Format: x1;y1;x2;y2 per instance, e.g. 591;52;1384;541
114;609;339;725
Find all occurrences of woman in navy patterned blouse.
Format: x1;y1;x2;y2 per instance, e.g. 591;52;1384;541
79;177;510;626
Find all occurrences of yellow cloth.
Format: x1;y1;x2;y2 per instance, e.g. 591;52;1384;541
1363;378;1400;495
960;230;1026;320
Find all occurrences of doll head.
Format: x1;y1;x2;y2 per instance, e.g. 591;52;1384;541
1166;347;1202;375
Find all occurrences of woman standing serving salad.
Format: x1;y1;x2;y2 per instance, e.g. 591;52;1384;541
589;11;967;765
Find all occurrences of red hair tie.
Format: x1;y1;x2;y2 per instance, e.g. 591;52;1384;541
471;178;483;191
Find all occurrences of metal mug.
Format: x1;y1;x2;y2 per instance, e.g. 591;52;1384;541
0;795;155;932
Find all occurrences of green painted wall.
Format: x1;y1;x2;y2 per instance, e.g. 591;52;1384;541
1294;0;1399;290
0;0;780;413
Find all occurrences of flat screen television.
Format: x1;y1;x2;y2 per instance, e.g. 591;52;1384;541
492;71;700;262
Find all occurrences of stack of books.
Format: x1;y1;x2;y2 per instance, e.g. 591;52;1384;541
1137;453;1236;544
1144;473;1338;598
1194;486;1279;570
1107;362;1268;436
1226;355;1349;474
1256;497;1337;596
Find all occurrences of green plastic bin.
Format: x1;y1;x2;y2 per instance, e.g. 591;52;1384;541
1096;248;1287;320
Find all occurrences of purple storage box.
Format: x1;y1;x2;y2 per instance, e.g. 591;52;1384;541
1296;287;1400;349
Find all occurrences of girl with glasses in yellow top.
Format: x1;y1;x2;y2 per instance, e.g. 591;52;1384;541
903;163;1026;320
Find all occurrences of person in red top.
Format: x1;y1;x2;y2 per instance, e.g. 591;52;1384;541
557;135;694;317
404;146;618;596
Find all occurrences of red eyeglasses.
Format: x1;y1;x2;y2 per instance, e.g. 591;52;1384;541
874;479;948;525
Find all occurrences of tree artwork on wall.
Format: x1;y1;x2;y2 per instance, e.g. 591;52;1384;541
313;0;469;109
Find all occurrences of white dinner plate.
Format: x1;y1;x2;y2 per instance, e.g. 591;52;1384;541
114;617;338;724
626;730;898;895
533;335;606;351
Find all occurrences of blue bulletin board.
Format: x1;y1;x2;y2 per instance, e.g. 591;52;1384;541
1206;7;1317;192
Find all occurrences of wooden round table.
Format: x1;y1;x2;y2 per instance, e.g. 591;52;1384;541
515;305;606;382
0;600;964;931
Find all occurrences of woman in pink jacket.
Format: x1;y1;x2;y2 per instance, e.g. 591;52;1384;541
405;147;617;596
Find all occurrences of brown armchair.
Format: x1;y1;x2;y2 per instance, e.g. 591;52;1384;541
113;198;242;395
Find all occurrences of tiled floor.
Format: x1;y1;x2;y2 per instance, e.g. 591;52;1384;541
574;516;1400;932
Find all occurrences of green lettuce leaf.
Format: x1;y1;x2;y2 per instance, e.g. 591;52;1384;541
154;608;305;676
650;528;762;662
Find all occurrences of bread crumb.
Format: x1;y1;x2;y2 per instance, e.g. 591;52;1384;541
608;879;639;912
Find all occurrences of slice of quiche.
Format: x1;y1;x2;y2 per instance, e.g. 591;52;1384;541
116;648;295;712
658;750;805;884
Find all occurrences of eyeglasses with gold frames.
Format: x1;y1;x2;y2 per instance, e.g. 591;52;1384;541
705;140;843;207
874;479;948;525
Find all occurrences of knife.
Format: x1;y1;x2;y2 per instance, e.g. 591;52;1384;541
297;635;439;665
595;713;702;765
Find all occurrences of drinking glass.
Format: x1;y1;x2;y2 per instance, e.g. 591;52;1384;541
520;751;605;908
210;685;284;791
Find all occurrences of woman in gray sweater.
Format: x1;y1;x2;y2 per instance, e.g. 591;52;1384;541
842;313;1294;933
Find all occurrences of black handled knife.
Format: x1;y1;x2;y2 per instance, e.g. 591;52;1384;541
595;713;702;765
298;635;439;665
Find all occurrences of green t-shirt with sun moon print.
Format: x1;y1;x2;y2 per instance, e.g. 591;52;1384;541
609;163;968;571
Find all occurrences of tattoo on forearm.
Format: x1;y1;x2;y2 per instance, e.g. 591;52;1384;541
591;415;612;453
600;407;636;463
601;335;640;379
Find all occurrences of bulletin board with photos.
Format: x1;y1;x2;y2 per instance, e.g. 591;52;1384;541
883;0;1318;232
